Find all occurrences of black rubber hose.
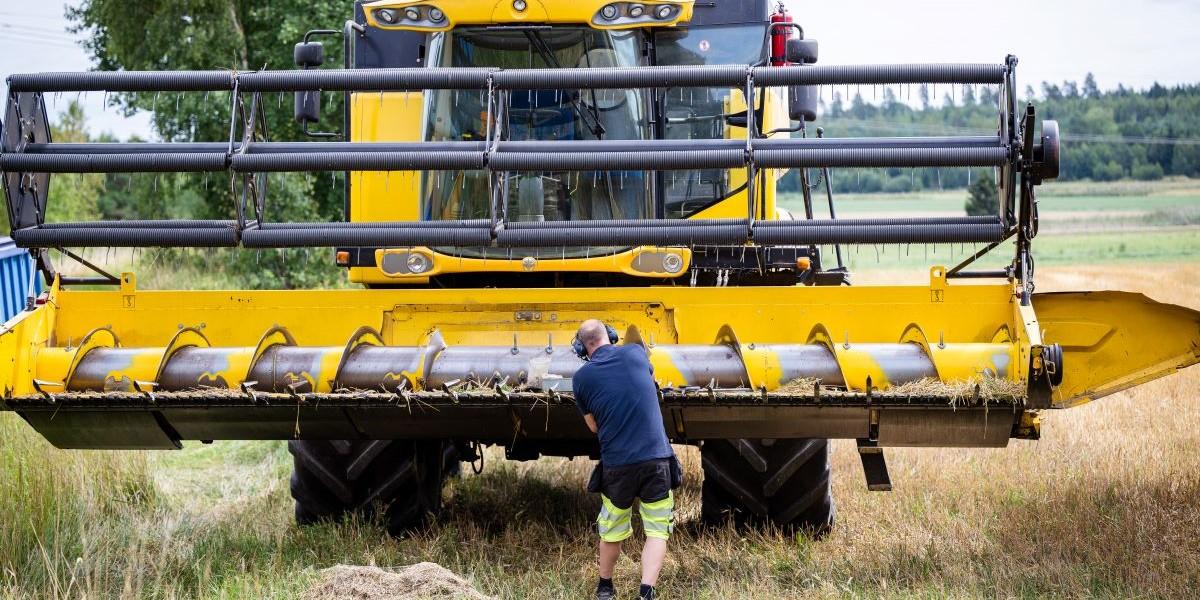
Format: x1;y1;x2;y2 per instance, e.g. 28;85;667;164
22;143;234;155
496;225;750;247
1;153;228;173
231;151;485;172
753;222;1005;245
241;227;494;248
38;220;236;229
489;149;745;172
238;68;494;92
505;219;747;229
245;141;487;154
754;147;1008;169
756;216;1000;227
258;220;490;229
752;136;1002;150
6;71;235;92
6;63;1006;94
492;65;750;90
12;227;238;247
752;63;1007;86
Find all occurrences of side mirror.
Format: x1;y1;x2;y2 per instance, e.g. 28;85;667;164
294;42;325;68
293;42;325;125
786;38;818;65
789;86;818;122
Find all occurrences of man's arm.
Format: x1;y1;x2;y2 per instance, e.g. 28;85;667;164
584;413;598;434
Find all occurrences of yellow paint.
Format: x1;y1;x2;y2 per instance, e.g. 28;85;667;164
349;92;424;224
1033;291;1200;408
362;0;694;32
647;348;688;389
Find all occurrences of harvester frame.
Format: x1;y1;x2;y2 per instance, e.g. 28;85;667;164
2;0;1197;534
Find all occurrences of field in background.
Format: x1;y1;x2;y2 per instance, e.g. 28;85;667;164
2;264;1198;598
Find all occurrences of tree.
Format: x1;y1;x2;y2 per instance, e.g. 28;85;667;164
918;84;930;110
964;171;997;217
47;102;103;225
67;0;351;287
1083;73;1100;99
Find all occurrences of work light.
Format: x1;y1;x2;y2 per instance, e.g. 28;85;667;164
376;8;398;24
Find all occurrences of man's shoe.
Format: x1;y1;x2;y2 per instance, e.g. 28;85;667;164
637;584;656;600
596;581;616;600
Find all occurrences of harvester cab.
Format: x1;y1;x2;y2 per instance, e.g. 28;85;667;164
2;0;1198;534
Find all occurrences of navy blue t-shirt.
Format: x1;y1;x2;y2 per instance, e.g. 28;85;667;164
573;344;674;467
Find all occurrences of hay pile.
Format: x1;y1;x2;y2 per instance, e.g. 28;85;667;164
776;376;1027;405
886;377;1027;405
303;563;494;600
776;377;822;393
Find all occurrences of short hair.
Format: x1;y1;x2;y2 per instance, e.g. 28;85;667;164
577;319;607;347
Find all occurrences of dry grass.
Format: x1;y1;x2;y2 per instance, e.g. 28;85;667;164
1;263;1198;599
885;377;1027;405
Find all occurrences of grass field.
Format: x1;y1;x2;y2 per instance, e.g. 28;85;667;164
3;181;1198;598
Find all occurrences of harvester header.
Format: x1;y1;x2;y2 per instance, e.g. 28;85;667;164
1;0;1196;534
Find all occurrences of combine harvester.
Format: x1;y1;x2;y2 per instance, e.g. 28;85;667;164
2;0;1198;534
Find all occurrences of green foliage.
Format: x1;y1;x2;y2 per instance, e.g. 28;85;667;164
1093;160;1125;181
44;102;103;226
818;75;1200;192
66;0;349;288
1132;161;1165;181
965;171;997;216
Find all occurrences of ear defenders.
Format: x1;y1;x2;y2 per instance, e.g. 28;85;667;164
572;324;620;361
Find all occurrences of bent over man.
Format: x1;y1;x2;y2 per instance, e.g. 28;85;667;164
573;319;677;600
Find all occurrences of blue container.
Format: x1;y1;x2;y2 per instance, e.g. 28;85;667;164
0;236;42;322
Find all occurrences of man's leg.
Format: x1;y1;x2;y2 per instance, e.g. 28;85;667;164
598;539;622;578
639;537;667;586
596;494;633;599
638;491;674;595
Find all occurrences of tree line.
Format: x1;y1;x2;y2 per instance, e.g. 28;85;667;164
781;76;1200;194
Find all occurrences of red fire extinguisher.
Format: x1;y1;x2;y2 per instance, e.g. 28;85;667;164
770;2;794;66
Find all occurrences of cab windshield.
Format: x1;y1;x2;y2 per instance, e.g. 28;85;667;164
421;27;652;231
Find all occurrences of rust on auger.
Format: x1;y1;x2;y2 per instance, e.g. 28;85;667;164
3;0;1198;534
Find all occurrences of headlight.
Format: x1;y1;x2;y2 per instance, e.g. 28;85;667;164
600;4;619;19
627;4;645;17
406;253;431;274
428;8;445;22
662;253;684;274
404;7;421;20
513;0;527;11
655;5;674;19
376;8;399;24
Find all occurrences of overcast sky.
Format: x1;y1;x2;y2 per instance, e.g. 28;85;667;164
1;0;1198;140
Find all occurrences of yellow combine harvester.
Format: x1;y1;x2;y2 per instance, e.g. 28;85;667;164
2;0;1198;534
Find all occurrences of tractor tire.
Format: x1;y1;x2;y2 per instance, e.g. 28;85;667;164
288;439;458;535
700;438;835;535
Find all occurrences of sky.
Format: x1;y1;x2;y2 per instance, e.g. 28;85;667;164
1;0;1198;140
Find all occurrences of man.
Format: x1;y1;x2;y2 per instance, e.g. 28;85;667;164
573;319;677;600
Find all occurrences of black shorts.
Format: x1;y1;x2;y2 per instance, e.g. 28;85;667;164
593;458;678;541
598;457;674;507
